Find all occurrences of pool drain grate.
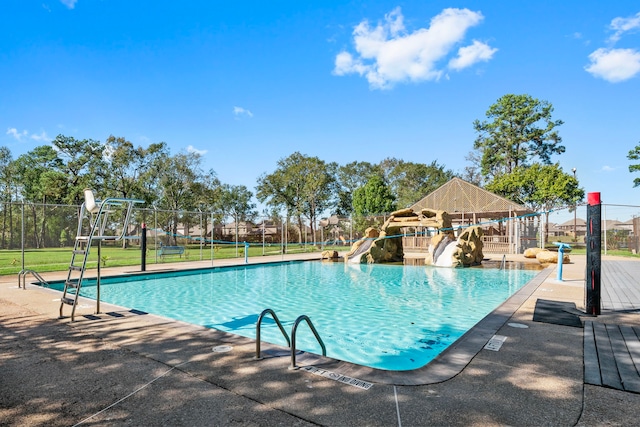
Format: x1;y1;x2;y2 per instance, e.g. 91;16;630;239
300;366;373;390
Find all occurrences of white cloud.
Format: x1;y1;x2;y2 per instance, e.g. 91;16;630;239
333;7;495;89
30;131;51;142
587;12;640;82
601;165;615;172
585;48;640;82
609;12;640;43
6;128;28;141
187;145;208;156
233;106;253;118
6;128;52;142
448;40;498;70
60;0;78;9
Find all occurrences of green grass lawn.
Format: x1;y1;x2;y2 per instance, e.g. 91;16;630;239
4;244;636;276
0;243;345;276
557;247;640;258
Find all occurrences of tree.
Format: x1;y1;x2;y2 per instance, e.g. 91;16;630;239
0;147;17;248
99;136;170;246
101;136;168;202
486;163;584;247
14;145;68;248
352;175;396;231
155;151;204;245
51;134;105;205
191;169;224;241
461;150;484;187
383;159;455;208
627;142;640;187
473;94;565;181
256;152;335;246
219;184;257;252
299;156;336;245
335;161;381;215
14;146;65;203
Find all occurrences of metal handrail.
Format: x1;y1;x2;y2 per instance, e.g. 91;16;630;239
255;308;291;360
88;197;144;241
500;254;506;270
290;314;326;369
18;269;49;289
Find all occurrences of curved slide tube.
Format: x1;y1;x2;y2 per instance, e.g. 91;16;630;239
345;238;374;264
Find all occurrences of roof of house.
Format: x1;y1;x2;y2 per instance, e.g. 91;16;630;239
559;217;635;230
558;218;587;227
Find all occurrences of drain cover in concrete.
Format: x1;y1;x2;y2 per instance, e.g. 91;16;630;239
508;323;529;328
484;335;507;351
212;345;233;353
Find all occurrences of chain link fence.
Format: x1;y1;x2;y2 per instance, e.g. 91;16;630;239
0;202;358;275
1;201;638;275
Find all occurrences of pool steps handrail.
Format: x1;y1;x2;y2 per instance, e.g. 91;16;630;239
255;308;291;360
254;308;327;370
290;314;327;369
18;269;49;289
500;254;506;270
59;189;144;321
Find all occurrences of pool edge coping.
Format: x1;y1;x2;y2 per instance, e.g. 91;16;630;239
30;259;553;386
293;265;554;385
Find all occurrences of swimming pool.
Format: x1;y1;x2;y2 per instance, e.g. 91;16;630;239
61;261;539;371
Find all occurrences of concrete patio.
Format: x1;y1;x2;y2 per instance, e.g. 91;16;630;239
1;253;639;426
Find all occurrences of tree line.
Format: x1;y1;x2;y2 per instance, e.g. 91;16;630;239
2;93;602;248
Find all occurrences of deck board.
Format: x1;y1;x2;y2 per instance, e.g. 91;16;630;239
583;261;640;394
584;321;640;393
583;321;602;386
606;324;640;393
601;261;640;311
592;322;623;390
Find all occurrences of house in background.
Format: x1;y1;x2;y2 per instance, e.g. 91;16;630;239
556;218;587;239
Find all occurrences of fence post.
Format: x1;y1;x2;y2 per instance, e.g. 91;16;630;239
586;192;601;315
141;223;147;272
21;201;25;271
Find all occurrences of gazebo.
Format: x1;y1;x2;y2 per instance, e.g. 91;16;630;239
404;177;536;254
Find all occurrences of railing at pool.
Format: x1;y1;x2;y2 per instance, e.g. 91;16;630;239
402;235;517;254
254;308;327;370
290;315;326;369
255;308;291;360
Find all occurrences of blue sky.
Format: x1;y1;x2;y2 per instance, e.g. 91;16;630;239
2;1;640;222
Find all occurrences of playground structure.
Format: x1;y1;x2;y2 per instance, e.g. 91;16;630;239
345;208;484;267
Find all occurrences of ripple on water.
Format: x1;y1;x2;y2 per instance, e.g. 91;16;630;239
75;262;538;370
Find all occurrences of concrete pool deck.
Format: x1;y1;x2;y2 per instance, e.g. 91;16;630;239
1;253;639;426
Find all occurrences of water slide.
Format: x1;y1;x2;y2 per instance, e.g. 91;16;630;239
346;238;374;264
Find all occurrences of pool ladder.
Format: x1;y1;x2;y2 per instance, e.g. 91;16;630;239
18;269;49;289
255;308;326;369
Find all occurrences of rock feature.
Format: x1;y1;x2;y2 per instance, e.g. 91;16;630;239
364;228;404;264
426;225;484;267
343;228;380;264
321;250;339;260
524;247;546;258
536;250;570;264
344;207;484;267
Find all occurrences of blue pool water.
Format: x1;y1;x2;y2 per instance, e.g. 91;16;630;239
63;261;538;371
